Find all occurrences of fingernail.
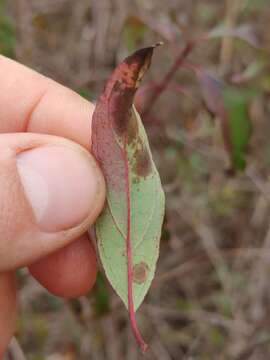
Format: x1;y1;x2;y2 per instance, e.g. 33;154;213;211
16;145;102;232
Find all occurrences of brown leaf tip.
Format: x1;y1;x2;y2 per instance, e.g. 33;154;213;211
109;45;161;137
133;262;149;284
124;48;153;89
124;43;162;89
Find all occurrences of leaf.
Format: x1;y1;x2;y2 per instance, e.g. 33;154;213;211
208;24;260;49
195;69;232;158
223;87;253;170
194;68;253;170
93;273;110;316
231;60;266;84
91;45;165;352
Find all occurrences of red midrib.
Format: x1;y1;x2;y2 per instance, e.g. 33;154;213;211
122;137;148;353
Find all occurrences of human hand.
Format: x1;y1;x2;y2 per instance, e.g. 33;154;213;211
0;55;106;356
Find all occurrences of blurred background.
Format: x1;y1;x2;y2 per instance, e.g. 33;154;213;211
2;0;270;359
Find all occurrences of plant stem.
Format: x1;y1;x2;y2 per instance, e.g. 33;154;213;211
220;0;241;69
142;41;195;118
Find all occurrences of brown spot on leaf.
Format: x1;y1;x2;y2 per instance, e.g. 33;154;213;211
133;262;149;284
134;146;152;177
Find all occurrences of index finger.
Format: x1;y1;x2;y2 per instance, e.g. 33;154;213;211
0;55;94;149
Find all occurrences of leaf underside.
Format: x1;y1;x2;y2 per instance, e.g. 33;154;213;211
196;69;252;171
91;46;165;314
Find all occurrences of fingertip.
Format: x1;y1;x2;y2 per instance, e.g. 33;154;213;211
28;85;96;150
29;234;97;298
0;55;95;149
0;133;105;271
0;272;17;357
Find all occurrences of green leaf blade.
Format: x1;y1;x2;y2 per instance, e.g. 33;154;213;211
223;88;253;170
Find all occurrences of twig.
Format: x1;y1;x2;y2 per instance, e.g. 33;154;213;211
146;305;250;335
150;337;172;360
220;0;241;69
246;165;270;203
142;41;195;117
101;314;123;360
193;221;231;292
249;222;270;322
156;248;270;284
235;333;270;360
166;128;227;162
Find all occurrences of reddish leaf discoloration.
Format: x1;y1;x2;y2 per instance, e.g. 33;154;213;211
92;47;155;192
111;87;134;136
92;99;126;193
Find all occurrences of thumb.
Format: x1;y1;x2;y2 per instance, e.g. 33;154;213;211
0;132;105;271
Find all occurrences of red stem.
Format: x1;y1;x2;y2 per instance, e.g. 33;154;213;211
122;138;148;353
142;41;195;118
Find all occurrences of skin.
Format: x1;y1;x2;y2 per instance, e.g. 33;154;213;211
0;55;106;356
